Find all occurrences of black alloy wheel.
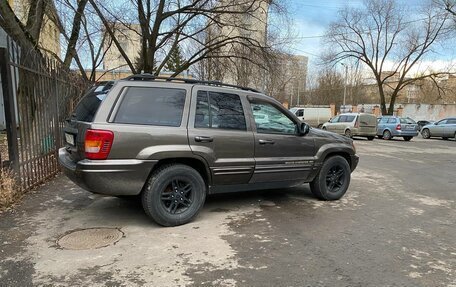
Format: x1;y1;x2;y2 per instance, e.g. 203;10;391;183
161;179;193;215
325;165;345;193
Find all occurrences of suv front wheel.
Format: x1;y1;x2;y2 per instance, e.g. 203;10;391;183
142;164;206;227
310;156;351;200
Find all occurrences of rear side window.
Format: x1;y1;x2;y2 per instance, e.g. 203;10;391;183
447;119;456;124
387;118;397;123
340;115;355;122
195;91;246;131
296;109;304;117
114;87;186;126
360;115;377;126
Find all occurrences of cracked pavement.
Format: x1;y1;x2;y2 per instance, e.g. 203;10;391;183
0;136;455;286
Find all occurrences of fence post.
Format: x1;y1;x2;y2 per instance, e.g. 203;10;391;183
0;48;20;174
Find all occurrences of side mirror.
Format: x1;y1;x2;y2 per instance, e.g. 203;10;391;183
299;122;310;136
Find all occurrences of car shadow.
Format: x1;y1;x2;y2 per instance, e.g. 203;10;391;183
75;185;317;228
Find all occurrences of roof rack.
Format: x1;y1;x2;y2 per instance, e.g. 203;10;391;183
123;74;261;93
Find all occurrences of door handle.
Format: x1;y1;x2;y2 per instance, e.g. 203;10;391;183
259;139;275;145
195;136;213;143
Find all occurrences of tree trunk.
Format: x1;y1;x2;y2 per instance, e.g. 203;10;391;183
388;91;398;115
376;78;387;115
63;0;89;68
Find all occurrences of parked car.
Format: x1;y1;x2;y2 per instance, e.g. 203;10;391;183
322;113;377;140
290;106;332;128
417;120;434;132
421;118;456;140
59;75;358;227
377;116;418;141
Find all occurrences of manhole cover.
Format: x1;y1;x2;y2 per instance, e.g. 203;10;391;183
57;228;123;250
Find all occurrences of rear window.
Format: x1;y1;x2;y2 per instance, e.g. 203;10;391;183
73;82;114;122
114;87;186;127
73;93;107;122
400;118;416;124
359;115;377;126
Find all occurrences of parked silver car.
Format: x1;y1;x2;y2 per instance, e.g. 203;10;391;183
322;113;377;140
421;118;456;140
377;116;418;141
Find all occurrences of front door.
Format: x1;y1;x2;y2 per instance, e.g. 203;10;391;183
188;89;255;185
247;99;315;183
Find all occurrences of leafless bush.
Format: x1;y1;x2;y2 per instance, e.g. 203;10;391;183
0;168;18;211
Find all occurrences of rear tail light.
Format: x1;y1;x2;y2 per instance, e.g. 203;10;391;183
84;129;114;160
396;124;401;131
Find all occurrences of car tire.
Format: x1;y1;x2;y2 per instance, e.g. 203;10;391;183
421;128;431;139
442;137;448;140
403;136;412;141
383;130;392;140
344;129;352;138
377;135;383;139
322;126;327;130
367;136;375;141
317;124;323;129
142;164;206;227
310;156;351;201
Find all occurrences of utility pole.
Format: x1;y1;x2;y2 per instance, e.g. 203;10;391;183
340;62;348;112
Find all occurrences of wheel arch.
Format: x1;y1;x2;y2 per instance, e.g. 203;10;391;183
144;157;212;192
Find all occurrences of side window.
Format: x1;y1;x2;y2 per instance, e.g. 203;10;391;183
437;119;447;125
114;87;186;126
387;118;397;124
194;91;246;131
345;115;356;122
380;117;388;123
331;116;340;123
296;109;304;117
250;102;297;135
447;119;456;124
339;115;347;122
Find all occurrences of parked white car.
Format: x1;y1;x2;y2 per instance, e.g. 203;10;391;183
290;107;332;128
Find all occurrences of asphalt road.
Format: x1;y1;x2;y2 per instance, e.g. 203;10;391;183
0;136;455;287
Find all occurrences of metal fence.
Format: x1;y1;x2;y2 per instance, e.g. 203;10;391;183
0;38;88;191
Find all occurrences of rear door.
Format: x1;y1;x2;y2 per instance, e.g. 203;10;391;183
247;99;315;183
400;118;417;132
188;88;255;185
444;119;456;137
359;114;377;134
63;82;114;162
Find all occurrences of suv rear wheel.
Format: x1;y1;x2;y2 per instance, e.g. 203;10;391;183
142;164;206;227
310;156;351;200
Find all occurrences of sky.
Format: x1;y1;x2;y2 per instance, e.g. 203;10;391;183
285;0;456;75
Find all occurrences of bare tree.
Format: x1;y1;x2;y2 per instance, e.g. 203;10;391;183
324;0;452;115
87;0;280;77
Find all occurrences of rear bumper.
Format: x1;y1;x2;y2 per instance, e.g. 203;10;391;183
58;148;157;196
392;130;418;137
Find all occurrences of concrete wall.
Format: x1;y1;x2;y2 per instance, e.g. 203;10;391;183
401;104;456;121
355;103;456;120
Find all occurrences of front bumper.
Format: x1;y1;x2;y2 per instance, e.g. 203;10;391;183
58;148;157;196
350;154;359;172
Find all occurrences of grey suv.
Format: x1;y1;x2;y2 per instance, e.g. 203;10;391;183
59;75;359;226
